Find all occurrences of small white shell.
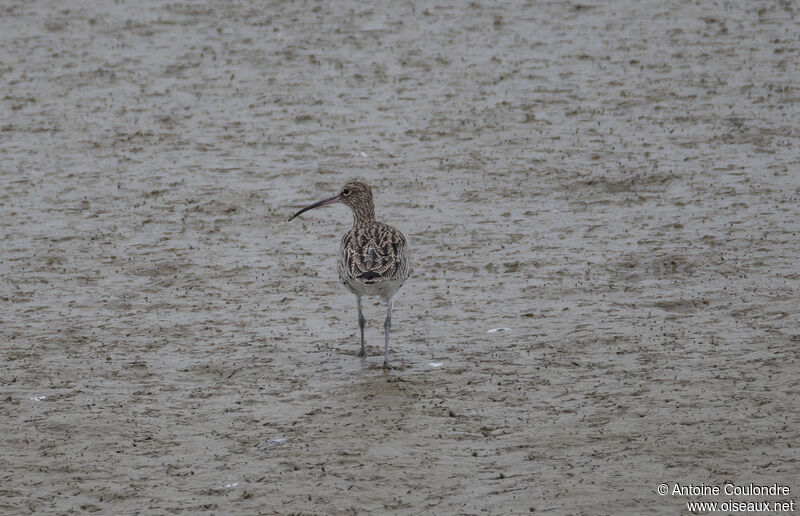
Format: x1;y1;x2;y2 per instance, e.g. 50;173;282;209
487;328;512;333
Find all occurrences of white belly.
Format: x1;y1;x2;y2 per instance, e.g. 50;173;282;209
344;277;405;300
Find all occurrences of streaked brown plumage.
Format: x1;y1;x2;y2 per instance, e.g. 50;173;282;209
289;181;410;367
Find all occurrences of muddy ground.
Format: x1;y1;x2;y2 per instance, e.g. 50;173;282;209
1;0;798;514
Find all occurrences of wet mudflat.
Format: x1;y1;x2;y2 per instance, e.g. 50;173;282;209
1;1;798;514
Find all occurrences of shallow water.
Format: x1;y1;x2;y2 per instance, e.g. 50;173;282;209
1;1;799;514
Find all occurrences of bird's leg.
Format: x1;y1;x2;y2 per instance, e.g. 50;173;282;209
383;296;395;368
357;295;366;357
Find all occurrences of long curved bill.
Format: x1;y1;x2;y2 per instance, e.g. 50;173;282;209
288;194;340;221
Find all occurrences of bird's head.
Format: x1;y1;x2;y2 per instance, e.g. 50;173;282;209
289;180;375;224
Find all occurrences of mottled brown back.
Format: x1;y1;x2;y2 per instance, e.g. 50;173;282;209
338;222;410;285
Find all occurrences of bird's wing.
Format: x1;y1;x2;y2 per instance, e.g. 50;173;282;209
340;224;408;283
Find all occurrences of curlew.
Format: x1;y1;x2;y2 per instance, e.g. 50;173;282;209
289;181;411;368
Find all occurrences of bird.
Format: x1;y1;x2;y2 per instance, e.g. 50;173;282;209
289;180;411;368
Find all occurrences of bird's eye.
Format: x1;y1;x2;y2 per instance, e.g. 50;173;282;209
342;188;351;195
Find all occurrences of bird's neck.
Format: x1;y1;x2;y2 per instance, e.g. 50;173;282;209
351;203;376;226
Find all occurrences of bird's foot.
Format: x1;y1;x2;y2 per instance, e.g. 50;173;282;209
357;348;366;358
382;360;392;370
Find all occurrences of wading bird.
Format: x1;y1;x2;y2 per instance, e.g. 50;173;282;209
289;181;411;368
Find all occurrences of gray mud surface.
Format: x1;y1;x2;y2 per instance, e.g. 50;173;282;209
2;1;799;514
